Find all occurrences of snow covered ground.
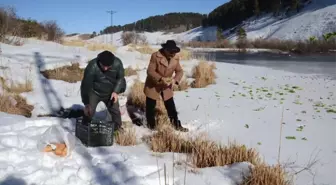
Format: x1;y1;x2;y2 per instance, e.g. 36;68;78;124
73;0;336;46
1;33;336;185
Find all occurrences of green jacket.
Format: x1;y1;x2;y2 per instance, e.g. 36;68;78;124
80;57;126;105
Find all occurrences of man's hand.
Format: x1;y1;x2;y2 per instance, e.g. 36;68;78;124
84;104;92;117
161;77;172;86
111;92;118;103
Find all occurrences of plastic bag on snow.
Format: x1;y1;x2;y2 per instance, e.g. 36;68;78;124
37;125;76;158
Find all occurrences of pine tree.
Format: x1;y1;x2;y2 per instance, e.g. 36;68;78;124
216;27;224;40
254;0;260;16
236;27;247;50
291;0;300;12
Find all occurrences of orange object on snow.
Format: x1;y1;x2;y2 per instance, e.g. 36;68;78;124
43;143;68;157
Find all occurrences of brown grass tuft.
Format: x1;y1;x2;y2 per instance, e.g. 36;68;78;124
61;40;86;47
0;77;33;94
191;61;216;88
183;40;232;48
127;79;166;114
0;93;34;117
124;66;138;76
127;79;146;110
179;49;192;60
40;63;84;83
146;127;260;168
242;163;291;185
86;43;117;53
131;44;156;54
115;124;137;146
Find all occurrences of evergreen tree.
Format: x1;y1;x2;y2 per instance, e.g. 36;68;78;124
254;0;260;16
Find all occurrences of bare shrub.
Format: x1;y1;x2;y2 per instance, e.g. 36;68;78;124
42;20;64;42
121;31;147;46
250;39;297;51
191;61;216;88
40;63;84;83
124;66;138;76
121;31;135;45
242;164;292;185
0;6;21;44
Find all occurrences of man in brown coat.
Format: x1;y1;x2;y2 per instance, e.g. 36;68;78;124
143;40;188;132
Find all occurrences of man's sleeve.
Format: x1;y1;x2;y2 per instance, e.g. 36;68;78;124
113;58;125;93
80;60;95;105
147;53;162;83
173;59;183;85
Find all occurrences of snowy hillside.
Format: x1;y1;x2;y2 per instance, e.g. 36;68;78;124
81;0;336;46
225;0;336;41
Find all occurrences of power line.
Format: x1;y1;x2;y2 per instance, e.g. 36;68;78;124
107;10;117;45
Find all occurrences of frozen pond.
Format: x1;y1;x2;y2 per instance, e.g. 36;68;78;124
192;51;336;79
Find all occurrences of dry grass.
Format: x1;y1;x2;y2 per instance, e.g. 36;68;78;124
115;125;137;146
127;79;146;110
0;76;34;117
146;124;261;168
61;40;86;47
173;78;189;91
242;164;291;185
183;40;233;48
86;43;117;53
145;121;290;184
61;40;118;53
179;49;192;60
130;44;156;54
40;63;84;83
191;61;217;88
0;93;34;117
126;79;166;114
124;66;138;76
0;77;33;94
183;38;335;54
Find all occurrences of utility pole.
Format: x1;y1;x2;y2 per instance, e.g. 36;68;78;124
107;10;117;45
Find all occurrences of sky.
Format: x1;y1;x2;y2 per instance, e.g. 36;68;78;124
0;0;227;34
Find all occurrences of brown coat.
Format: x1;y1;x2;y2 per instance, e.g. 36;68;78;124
144;50;183;101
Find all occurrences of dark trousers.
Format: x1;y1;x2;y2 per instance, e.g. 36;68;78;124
83;93;122;130
145;94;179;129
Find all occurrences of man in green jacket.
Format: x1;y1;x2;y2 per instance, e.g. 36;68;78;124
80;50;126;131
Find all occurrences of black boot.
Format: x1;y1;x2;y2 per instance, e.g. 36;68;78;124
170;117;188;132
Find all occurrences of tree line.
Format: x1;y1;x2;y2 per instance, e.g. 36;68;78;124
0;6;64;43
100;12;206;34
202;0;310;30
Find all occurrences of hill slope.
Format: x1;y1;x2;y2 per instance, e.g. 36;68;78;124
101;12;206;34
71;0;336;46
